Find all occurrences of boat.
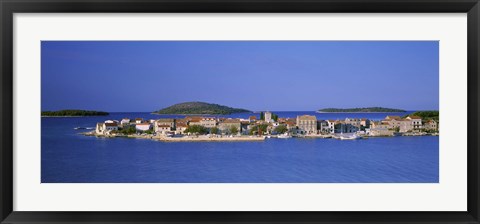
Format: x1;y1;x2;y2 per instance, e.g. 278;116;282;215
338;133;362;140
277;133;292;139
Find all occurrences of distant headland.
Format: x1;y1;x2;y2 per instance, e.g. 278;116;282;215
41;110;109;117
153;102;251;115
317;107;406;113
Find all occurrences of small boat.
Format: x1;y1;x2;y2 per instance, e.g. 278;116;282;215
74;127;86;130
277;133;292;139
338;133;362;140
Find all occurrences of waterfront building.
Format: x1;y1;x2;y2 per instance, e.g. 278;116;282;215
423;120;438;131
135;118;143;124
95;122;104;134
326;120;336;134
296;115;317;134
318;120;330;133
286;120;297;132
218;119;241;133
95;122;118;134
155;119;175;129
405;116;423;130
360;118;370;128
120;118;131;127
249;116;257;122
334;121;359;133
135;123;151;132
155;125;171;134
187;117;202;126
175;123;187;135
200;117;217;128
345;118;362;129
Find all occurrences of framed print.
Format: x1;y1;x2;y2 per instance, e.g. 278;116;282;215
1;0;479;223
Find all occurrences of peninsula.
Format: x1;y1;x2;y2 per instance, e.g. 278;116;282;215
42;110;109;117
317;107;406;113
85;110;439;142
153;102;251;115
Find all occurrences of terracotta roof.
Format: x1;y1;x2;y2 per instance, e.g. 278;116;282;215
189;118;202;122
408;116;422;119
286;121;296;126
222;119;241;123
385;116;401;120
135;118;143;120
104;123;118;127
186;116;202;120
157;118;174;122
136;123;151;126
297;115;317;120
157;124;171;128
249;116;257;120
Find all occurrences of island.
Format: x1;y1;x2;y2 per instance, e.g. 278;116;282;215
153;102;251;115
42;110;109;117
317;107;406;113
82;109;439;142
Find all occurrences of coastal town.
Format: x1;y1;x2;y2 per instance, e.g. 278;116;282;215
86;111;439;142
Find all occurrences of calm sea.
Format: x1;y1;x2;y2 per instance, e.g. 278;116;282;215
41;111;439;183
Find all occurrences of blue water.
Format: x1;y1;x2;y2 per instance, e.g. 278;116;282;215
41;112;439;183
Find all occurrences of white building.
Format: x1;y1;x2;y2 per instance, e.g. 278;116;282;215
135;123;151;132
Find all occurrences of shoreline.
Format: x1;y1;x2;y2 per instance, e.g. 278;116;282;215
81;131;437;142
82;132;266;142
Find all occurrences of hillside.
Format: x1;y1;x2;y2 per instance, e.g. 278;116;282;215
318;107;406;113
404;110;439;121
42;110;109;116
153;102;251;115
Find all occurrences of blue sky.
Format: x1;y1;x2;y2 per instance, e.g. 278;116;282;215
41;41;439;112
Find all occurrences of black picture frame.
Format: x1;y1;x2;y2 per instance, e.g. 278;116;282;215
1;0;479;223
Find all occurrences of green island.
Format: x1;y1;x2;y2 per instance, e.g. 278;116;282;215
42;110;109;117
317;107;406;113
153;102;251;115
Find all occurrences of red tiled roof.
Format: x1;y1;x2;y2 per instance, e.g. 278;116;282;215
222;119;241;123
408;116;422;119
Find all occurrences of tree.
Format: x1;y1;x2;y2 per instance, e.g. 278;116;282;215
249;124;269;135
272;114;279;122
229;125;239;135
260;112;264;120
274;125;288;134
185;125;208;135
120;126;136;135
210;127;219;135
